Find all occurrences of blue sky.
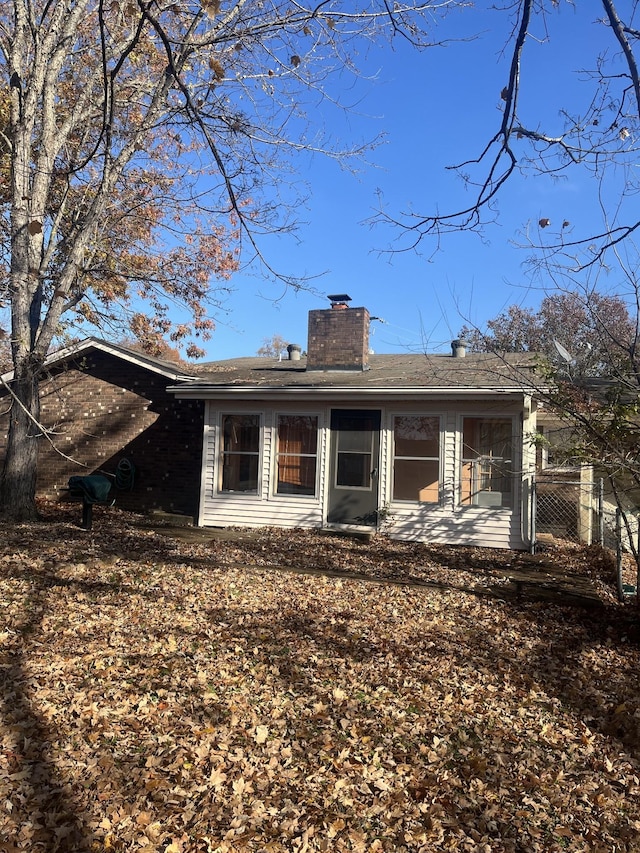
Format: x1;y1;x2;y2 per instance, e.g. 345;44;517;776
202;5;616;360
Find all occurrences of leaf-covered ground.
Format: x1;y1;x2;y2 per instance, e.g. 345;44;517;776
1;504;640;852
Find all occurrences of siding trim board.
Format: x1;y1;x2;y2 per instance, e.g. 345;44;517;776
1;337;197;386
171;386;530;402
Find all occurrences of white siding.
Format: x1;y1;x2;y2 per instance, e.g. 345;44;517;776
200;402;325;530
198;398;534;550
386;507;519;549
383;403;528;549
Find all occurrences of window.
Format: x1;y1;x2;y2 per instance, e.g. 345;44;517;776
461;417;513;508
276;415;318;496
220;414;260;493
393;415;440;502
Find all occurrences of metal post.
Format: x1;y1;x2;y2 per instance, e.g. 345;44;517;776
637;513;640;604
616;508;625;602
530;477;537;554
598;478;604;545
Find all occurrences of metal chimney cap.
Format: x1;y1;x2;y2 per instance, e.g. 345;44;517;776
451;338;468;357
327;293;352;304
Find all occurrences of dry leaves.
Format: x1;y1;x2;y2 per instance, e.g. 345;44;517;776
1;503;639;852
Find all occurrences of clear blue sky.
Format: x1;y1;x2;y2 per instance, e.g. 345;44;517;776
202;5;615;360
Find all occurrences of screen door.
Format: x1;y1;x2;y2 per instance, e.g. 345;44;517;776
327;409;381;525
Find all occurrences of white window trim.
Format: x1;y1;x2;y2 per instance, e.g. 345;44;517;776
216;411;263;497
390;412;443;505
457;414;516;511
272;411;322;499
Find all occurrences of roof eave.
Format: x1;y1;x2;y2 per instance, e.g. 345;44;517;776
168;384;537;401
1;337;199;384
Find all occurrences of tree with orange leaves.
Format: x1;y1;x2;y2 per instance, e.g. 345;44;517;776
0;0;450;519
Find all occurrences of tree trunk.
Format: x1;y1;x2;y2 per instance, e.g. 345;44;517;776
0;359;41;521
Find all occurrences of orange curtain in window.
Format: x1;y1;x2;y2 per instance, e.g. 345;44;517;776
277;416;317;493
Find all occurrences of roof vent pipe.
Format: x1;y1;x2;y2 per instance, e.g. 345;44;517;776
287;343;302;361
451;339;467;358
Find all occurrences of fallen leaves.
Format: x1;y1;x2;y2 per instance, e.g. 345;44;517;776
0;506;639;851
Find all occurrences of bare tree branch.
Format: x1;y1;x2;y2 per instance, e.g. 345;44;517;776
375;0;640;274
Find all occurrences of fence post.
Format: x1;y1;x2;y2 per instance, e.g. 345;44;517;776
530;476;537;554
637;514;640;604
598;478;604;545
616;508;625;602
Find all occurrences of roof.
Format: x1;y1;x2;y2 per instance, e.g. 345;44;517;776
1;337;199;385
1;339;544;402
171;352;543;401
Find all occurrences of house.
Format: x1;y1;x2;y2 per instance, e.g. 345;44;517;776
0;338;204;517
169;297;542;549
0;299;543;548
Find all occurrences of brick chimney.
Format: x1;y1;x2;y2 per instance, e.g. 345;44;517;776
307;295;370;371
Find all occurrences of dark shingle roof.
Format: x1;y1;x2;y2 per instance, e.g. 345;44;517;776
178;352;541;396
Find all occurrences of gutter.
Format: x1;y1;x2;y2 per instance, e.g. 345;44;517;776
167;384;535;401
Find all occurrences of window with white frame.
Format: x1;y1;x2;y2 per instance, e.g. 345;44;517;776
461;417;513;508
393;415;440;502
220;414;260;493
276;414;318;496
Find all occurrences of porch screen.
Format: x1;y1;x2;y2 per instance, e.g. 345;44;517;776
461;417;513;508
335;414;375;489
393;415;440;502
220;414;260;493
276;415;318;496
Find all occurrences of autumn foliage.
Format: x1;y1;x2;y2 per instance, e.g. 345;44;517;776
462;292;635;378
0;0;445;519
1;506;639;852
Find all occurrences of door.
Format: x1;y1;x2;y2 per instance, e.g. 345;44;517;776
327;409;381;526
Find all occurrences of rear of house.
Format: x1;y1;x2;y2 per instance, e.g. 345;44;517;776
0;301;541;548
172;298;540;549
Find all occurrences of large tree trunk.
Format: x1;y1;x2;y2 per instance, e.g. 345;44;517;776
0;360;41;521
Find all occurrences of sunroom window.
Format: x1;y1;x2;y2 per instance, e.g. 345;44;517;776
220;414;260;493
276;415;318;496
461;417;513;508
393;415;440;502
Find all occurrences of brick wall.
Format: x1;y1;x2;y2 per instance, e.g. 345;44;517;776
0;351;204;518
306;306;370;371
